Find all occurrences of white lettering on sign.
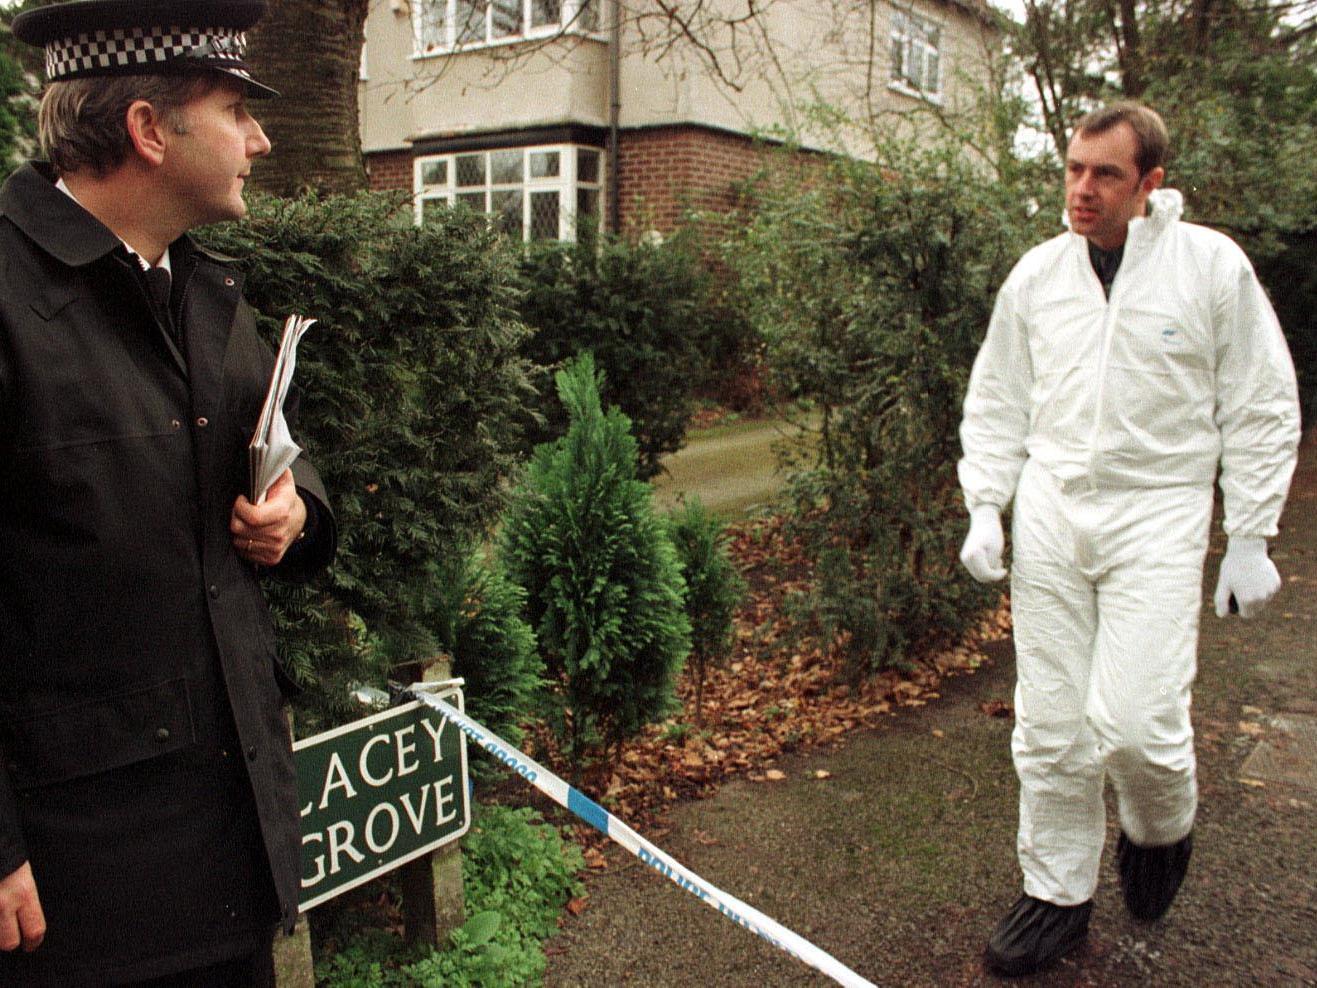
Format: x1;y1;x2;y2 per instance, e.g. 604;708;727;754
327;820;365;875
319;752;359;809
420;717;444;761
365;802;401;854
395;724;420;777
400;785;430;832
435;774;457;825
301;776;459;890
359;733;394;787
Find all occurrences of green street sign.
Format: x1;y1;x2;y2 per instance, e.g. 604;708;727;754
295;687;470;911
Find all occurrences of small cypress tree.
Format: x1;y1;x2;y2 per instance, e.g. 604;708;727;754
500;354;691;769
434;549;543;757
665;498;746;726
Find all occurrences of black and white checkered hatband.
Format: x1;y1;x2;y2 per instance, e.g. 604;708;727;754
43;25;252;83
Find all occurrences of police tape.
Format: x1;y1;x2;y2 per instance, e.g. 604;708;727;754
406;685;877;988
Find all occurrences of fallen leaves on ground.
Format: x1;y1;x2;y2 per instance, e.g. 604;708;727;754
519;513;1011;858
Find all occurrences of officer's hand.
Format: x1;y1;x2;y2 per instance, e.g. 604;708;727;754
0;861;45;952
230;469;308;567
1214;536;1281;619
959;505;1007;583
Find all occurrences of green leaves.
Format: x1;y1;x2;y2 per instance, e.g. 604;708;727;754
500;354;691;765
727;140;1036;676
197;192;536;736
515;234;751;479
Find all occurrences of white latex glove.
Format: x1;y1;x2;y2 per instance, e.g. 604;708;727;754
1214;536;1281;619
959;504;1007;583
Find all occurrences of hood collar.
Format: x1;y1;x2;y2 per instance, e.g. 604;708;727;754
1062;186;1184;242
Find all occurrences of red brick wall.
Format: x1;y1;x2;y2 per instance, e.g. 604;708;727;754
365;127;778;235
365;149;413;192
615;126;768;236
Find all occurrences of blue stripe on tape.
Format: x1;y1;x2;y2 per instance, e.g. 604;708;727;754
567;786;611;836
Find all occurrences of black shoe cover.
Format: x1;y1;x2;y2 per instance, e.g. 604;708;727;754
1117;830;1192;921
985;895;1092;977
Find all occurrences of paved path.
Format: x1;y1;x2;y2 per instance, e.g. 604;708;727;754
545;442;1317;987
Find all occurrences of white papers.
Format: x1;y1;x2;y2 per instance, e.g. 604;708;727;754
249;315;316;504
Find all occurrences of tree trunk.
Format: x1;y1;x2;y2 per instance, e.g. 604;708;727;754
245;0;369;196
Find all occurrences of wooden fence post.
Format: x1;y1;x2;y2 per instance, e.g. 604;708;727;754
398;655;467;945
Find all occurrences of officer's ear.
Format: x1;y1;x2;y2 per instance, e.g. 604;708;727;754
124;100;170;168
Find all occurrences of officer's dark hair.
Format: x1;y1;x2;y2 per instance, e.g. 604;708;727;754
38;73;219;177
1073;102;1169;177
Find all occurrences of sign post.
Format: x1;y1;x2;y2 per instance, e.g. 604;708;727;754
294;684;470;912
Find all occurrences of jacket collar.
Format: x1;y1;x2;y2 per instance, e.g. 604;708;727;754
0;161;235;269
0;161;123;266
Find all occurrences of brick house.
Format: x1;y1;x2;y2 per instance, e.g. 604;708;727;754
359;0;999;241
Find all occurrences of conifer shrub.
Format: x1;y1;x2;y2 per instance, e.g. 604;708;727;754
516;232;746;478
499;354;691;766
433;550;543;759
664;498;746;725
198;192;536;734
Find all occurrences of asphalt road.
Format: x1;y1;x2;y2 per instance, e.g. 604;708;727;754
544;442;1317;987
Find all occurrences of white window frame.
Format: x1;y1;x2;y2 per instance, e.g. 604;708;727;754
414;144;605;242
889;8;943;102
412;0;604;57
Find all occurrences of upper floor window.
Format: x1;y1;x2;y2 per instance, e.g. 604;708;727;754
890;9;941;98
414;0;600;55
415;144;604;242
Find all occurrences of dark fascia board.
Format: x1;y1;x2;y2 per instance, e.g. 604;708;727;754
410;124;610;156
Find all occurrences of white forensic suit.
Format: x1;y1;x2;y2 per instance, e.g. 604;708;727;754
958;189;1300;906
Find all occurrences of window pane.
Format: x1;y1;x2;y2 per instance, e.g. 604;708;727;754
530;190;560;240
492;0;521;38
420;159;448;187
456;153;486;187
924;49;940;92
530;150;560;179
577;148;600;183
456;191;486;213
415;0;447;51
577;187;599;217
421;196;450;225
455;0;484;44
491;189;522;238
575;0;599;31
490;149;523;184
531;0;560;28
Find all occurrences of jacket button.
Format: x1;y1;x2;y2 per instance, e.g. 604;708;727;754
224;277;236;287
170;419;182;430
209;585;220;599
247;745;258;762
195;416;209;428
155;727;171;743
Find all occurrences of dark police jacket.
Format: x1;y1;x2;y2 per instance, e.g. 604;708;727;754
0;163;335;983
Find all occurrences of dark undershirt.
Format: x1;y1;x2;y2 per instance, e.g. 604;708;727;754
1088;240;1125;298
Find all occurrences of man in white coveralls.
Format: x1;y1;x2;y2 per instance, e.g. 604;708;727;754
957;101;1300;977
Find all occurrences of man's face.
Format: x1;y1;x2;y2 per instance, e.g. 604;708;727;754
1064;122;1163;250
163;78;271;228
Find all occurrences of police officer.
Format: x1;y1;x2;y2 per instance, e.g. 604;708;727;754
0;1;335;982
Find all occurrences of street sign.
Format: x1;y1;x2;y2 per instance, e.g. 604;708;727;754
294;686;470;911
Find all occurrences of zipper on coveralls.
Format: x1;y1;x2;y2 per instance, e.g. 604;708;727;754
1083;245;1122;494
